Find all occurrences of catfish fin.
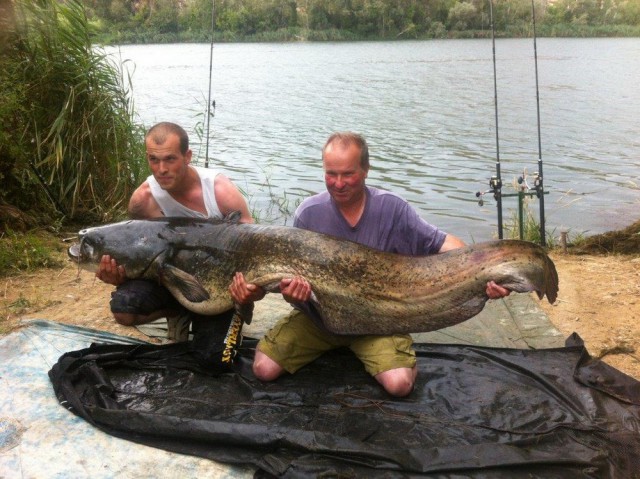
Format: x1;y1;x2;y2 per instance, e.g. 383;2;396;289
544;254;559;303
159;264;210;303
224;211;242;223
234;302;253;325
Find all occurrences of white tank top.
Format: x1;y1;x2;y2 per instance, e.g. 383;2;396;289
147;166;223;218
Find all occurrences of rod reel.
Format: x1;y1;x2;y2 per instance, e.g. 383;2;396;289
475;176;502;207
517;168;543;198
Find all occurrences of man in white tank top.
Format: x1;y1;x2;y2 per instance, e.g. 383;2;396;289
96;122;255;358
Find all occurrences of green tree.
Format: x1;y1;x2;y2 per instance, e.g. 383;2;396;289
146;0;180;33
447;1;479;30
618;0;640;25
545;0;613;25
308;1;332;30
109;0;133;24
426;0;458;26
76;0;640;42
180;0;214;33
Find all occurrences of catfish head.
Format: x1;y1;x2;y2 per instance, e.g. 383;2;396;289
67;219;178;278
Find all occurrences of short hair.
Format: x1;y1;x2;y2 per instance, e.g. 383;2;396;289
145;122;189;154
322;132;369;171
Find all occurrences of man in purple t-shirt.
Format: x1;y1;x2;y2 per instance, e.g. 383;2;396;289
230;132;510;397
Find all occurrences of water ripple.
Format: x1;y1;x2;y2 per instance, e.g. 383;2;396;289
110;39;640;241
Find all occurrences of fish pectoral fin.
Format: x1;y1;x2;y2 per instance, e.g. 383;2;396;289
159;264;210;303
309;291;320;305
223;211;242;223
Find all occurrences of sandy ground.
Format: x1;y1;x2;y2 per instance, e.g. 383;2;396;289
537;252;640;380
1;251;639;380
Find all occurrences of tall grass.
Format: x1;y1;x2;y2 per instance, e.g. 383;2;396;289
3;0;146;225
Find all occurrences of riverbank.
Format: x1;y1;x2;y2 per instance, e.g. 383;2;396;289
95;23;640;45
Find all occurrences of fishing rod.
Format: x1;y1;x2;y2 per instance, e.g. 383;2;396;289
489;0;503;239
204;0;216;168
29;161;68;217
475;0;504;238
531;0;546;246
476;0;547;246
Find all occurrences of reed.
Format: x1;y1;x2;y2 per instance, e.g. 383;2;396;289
4;0;146;224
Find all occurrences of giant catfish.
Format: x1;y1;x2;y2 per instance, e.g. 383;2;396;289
68;216;558;335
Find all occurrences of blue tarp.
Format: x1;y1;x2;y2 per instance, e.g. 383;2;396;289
0;320;253;478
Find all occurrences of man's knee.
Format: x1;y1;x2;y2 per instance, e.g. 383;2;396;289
252;350;284;381
113;312;138;327
375;366;417;397
110;279;181;322
113;311;166;327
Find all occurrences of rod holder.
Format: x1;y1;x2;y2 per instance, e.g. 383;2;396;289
476;168;548;244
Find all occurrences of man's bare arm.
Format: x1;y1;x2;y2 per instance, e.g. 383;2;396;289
214;174;254;224
128;183;163;219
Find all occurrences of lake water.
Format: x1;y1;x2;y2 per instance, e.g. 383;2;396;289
108;38;640;242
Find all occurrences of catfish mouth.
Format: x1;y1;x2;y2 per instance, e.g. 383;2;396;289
67;236;97;272
68;234;90;261
67;234;166;278
68;242;82;262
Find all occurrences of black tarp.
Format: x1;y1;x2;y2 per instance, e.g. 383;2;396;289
49;334;640;478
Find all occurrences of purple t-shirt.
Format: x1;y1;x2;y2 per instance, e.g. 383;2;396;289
294;186;446;255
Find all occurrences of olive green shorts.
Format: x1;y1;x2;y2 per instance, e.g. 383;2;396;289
257;309;416;377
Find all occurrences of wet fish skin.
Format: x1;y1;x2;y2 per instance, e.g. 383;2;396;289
68;217;558;335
